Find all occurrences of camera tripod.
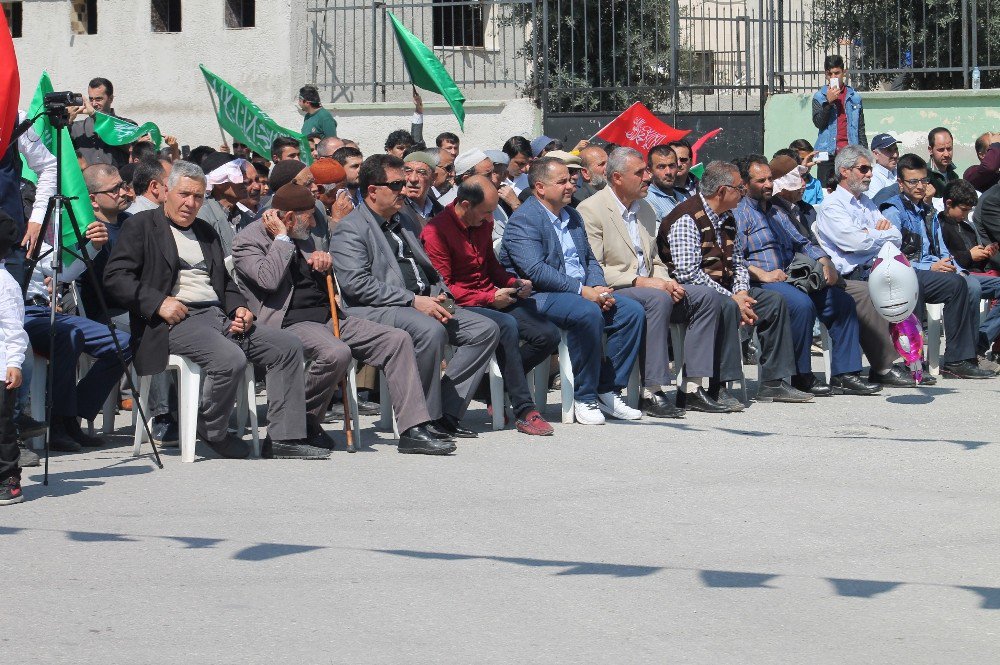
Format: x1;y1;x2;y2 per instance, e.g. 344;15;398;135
20;103;162;484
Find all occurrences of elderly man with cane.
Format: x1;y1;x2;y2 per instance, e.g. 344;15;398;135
232;183;452;454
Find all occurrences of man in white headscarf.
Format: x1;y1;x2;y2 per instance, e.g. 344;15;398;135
197;152;257;256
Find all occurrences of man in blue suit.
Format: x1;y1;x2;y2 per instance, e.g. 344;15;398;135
498;157;645;425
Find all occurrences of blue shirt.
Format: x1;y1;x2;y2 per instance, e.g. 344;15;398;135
645;183;688;222
802;175;825;206
735;197;827;273
880;194;960;272
543;204;585;281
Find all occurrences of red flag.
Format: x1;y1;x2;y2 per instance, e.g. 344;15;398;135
593;102;690;157
0;9;19;157
690;128;722;164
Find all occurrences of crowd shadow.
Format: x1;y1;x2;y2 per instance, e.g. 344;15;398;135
25;462;155;498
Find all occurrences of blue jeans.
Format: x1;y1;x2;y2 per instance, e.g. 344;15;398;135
23;306;131;420
760;282;861;377
532;291;644;401
968;274;1000;353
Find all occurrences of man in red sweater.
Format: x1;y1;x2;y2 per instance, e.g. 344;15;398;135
421;176;559;435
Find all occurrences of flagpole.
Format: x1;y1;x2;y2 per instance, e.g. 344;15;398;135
202;76;230;150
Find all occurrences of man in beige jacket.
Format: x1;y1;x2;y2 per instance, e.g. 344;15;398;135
578;147;742;415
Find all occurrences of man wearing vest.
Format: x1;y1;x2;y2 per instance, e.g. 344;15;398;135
657;161;813;404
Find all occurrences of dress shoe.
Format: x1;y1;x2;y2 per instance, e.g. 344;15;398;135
830;373;883;395
639;391;685;419
14;413;46;440
307;427;337;451
150;415;179;447
920;373;937;386
755;380;814;403
708;385;746;412
680;387;729;414
263;437;330;460
207;434;252;459
60;417;106;447
868;365;916;387
398;425;457;455
791;373;833;397
941;359;994;379
47;420;85;451
432;415;478;439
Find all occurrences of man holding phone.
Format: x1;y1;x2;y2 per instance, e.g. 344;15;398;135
812;55;868;184
422;176;559;435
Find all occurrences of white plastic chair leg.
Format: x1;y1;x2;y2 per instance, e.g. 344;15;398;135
532;363;549;410
558;331;574;424
926;303;943;377
177;356;201;464
625;361;641;408
345;361;362;445
243;364;260;458
488;355;505;431
670;324;686;388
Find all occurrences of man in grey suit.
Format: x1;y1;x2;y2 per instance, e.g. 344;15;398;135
329;154;500;439
232;183;451;454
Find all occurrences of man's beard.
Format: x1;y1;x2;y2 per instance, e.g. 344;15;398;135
288;224;311;240
590;174;608;190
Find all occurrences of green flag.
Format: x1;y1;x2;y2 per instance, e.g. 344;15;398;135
22;72;94;265
93;112;162;150
199;64;311;164
388;11;466;131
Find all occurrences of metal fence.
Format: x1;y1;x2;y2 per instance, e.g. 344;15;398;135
306;0;1000;117
306;0;535;103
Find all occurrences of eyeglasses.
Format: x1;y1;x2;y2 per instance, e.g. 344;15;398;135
438;164;455;173
852;165;873;174
403;166;431;178
724;183;748;195
901;177;931;185
371;180;406;192
93;181;127;197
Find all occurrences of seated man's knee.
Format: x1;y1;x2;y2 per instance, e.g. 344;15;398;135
615;295;646;326
312;339;352;370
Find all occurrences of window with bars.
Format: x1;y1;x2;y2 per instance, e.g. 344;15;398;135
71;0;97;35
2;2;22;37
432;0;485;49
151;0;182;32
225;0;255;28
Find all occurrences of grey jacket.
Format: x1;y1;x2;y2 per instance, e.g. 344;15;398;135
198;198;253;257
231;219;333;329
329;202;448;321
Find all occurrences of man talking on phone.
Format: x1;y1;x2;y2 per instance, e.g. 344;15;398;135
812;54;868;184
422;176;559;435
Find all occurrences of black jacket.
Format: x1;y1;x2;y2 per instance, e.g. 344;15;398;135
103;207;247;375
973;182;1000;271
939;210;989;272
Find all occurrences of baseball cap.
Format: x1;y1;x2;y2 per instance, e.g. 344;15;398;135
545;150;583;170
530;135;555;157
870;133;899;151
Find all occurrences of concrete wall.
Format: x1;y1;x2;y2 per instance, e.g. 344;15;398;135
12;0;540;157
764;89;1000;169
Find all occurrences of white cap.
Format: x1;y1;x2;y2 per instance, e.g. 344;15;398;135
454;149;490;175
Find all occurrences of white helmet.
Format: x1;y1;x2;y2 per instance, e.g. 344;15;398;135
868;242;920;323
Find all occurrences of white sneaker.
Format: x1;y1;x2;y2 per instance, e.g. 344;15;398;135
573;399;606;425
597;391;643;420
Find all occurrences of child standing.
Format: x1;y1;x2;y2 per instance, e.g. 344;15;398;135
0;212;28;505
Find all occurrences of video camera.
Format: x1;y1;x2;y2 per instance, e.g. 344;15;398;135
42;91;84;128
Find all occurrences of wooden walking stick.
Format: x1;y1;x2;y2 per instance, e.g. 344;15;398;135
325;272;356;452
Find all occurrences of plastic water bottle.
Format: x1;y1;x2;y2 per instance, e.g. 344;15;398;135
973;66;981;90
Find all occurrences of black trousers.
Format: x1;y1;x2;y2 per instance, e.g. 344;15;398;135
0;385;18;482
916;270;977;363
468;298;561;415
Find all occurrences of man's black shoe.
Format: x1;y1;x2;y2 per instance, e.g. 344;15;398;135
868;365;917;387
263;437;330;460
679;387;729;414
639;391;685;418
941;360;994;379
398;425;457;455
151;415;179;447
325;400;381;423
755;380;814;403
830;373;883;395
206;434;252;459
306;424;337;450
46;420;82;452
709;385;746;412
431;415;477;439
14;413;45;440
18;445;39;468
920;373;937;386
60;417;106;447
791;373;833;397
357;400;380;416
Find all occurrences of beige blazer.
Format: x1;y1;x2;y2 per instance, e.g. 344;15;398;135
578;186;670;289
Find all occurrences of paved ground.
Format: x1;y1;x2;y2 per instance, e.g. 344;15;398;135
6;364;1000;664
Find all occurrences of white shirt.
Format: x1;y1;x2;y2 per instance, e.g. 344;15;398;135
815;185;902;275
608;189;647;277
437;187;458;207
865;162;896;198
17;110;58;225
125;194;159;216
0;263;27;380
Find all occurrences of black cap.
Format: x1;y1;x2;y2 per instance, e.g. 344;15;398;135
870;133;899;151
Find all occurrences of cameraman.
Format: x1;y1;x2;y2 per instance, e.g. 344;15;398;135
67;78;135;168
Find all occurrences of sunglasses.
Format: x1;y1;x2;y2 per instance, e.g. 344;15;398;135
371;180;406;192
852;165;873;174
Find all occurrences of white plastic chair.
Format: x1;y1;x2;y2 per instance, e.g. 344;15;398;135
925;303;944;376
544;331;641;424
133;354;259;462
316;359;362;445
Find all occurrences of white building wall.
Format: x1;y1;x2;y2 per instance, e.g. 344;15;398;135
12;0;541;157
